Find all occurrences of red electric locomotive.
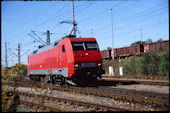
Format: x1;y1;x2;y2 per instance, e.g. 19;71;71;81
27;36;105;85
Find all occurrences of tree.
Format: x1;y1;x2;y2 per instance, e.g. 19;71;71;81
131;41;146;46
146;39;152;43
157;38;163;42
107;47;112;50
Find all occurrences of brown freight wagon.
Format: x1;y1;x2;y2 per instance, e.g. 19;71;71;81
114;46;132;58
143;40;169;53
114;44;142;58
100;49;111;59
132;44;143;55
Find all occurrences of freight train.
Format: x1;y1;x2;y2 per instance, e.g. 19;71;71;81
100;40;169;59
27;35;105;85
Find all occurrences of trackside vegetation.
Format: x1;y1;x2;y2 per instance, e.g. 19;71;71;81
1;64;27;112
103;47;169;77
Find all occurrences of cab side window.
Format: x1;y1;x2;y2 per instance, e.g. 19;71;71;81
62;45;65;53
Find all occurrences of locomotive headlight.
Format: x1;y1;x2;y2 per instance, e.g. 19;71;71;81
75;64;80;67
98;63;101;66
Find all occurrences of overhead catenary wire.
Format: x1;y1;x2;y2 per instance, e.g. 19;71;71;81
79;1;132;27
28;2;96;43
3;0;168;45
2;1;91;46
31;31;47;45
28;33;46;46
78;1;126;23
81;3;168;36
98;20;168;43
81;0;168;34
2;2;70;44
3;2;59;38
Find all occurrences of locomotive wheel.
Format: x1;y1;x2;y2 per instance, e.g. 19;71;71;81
29;75;34;80
35;75;41;81
52;75;65;85
31;75;40;81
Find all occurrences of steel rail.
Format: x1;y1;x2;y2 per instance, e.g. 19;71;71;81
3;79;169;107
17;91;133;111
20;100;70;112
99;78;169;86
54;86;169;107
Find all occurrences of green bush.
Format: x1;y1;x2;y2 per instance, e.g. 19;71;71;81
139;51;160;76
121;48;169;77
158;48;169;76
121;56;139;75
138;53;149;75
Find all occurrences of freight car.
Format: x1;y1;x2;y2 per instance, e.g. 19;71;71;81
100;49;111;59
114;44;143;58
100;44;143;59
143;40;169;53
27;36;105;85
100;40;169;59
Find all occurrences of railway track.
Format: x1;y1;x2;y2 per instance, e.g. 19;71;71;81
19;100;70;112
54;86;169;107
99;78;169;86
17;91;132;112
3;79;169;108
4;75;169;86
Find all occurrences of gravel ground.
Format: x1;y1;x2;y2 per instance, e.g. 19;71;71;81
17;104;37;112
104;84;169;94
15;86;169;111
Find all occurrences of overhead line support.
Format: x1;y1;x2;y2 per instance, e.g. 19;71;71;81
110;9;114;60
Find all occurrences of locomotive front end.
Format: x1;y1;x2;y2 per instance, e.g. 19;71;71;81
70;38;105;84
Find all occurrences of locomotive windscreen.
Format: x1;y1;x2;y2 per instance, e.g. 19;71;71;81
71;42;98;51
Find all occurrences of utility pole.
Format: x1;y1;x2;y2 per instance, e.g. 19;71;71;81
91;29;93;37
72;0;76;36
110;9;114;60
5;42;8;67
17;44;21;64
46;30;50;45
140;29;142;44
8;44;29;66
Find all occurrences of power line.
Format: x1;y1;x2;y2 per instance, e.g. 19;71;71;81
8;44;30;65
28;33;45;46
80;1;136;28
2;1;88;45
97;19;168;44
79;1;126;23
31;31;47;45
75;1;96;15
3;2;59;38
80;0;168;35
114;9;168;30
1;0;169;52
116;6;168;25
2;3;70;44
21;50;30;57
83;5;168;36
34;1;89;30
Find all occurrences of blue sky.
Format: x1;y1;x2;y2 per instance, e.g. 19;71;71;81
1;0;169;67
